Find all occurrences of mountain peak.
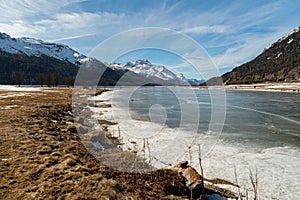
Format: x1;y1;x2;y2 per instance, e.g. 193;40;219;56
0;32;11;40
134;59;152;65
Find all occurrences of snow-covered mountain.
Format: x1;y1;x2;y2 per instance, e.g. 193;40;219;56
0;32;203;86
109;59;189;85
0;32;85;64
187;78;205;86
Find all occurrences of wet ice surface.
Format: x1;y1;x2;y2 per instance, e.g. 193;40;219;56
88;87;300;199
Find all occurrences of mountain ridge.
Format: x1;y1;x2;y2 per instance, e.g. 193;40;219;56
0;32;85;64
0;32;202;86
109;59;188;85
206;27;300;85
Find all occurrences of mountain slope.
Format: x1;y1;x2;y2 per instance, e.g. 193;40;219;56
0;32;85;64
0;32;201;86
207;27;300;85
0;33;126;86
0;51;79;85
0;50;149;86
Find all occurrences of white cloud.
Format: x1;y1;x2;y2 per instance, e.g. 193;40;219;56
0;21;46;37
0;0;82;21
171;62;190;70
182;25;229;34
50;33;95;42
37;12;126;31
177;1;293;71
0;10;127;42
0;0;86;38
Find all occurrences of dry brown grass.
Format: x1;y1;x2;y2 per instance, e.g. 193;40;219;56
0;88;123;199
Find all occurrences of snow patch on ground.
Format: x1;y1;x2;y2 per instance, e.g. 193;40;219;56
0;85;42;92
288;38;294;44
224;82;300;92
0;105;18;110
0;93;30;99
0;85;63;93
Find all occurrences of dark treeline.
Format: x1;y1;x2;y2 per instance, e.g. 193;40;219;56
0;51;78;87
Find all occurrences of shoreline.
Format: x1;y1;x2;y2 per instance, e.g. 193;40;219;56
195;82;300;92
0;86;216;199
89;89;247;197
87;89;242;199
224;82;300;92
91;87;300;200
2;85;299;199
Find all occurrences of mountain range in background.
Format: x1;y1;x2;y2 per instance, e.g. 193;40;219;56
0;32;202;86
206;27;300;85
1;28;300;87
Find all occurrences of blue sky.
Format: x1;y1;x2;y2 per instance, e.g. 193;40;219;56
0;0;299;79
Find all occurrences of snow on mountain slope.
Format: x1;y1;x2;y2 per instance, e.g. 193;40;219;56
0;32;85;64
109;59;188;85
0;32;202;85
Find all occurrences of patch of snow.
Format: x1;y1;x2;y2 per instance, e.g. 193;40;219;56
0;105;18;110
290;27;300;35
0;85;42;91
78;57;106;69
288;38;294;44
265;83;300;89
78;57;95;64
275;52;282;59
0;93;30;99
225;83;300;92
278;35;288;43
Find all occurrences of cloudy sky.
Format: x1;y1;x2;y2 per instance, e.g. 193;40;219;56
0;0;299;79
